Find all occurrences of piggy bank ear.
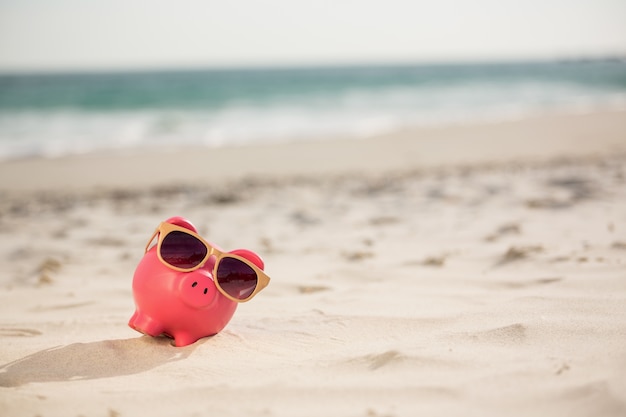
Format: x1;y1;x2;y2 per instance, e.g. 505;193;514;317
230;249;265;270
164;216;198;232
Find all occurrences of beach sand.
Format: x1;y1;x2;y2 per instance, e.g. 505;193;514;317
0;110;625;416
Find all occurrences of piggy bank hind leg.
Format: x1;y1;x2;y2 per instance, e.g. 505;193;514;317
129;310;165;337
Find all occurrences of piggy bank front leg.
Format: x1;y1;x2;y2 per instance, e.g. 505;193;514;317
170;331;205;347
129;310;166;337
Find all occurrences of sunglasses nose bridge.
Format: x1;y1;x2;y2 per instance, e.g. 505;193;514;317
202;253;218;272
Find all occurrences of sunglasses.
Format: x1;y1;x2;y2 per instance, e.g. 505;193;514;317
145;222;270;303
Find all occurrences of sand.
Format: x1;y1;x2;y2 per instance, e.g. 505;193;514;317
0;109;625;416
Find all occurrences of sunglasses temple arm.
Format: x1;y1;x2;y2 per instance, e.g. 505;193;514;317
144;229;160;253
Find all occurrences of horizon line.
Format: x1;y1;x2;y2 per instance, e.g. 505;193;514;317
1;53;625;76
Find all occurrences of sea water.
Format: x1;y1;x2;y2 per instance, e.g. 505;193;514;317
0;60;625;159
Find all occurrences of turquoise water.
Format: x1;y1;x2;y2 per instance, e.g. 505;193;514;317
0;60;625;159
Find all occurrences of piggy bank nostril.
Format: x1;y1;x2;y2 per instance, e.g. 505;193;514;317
176;273;218;309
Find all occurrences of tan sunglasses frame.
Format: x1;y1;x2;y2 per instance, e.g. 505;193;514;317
145;222;270;303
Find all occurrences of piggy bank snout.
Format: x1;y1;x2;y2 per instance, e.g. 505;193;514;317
178;269;218;309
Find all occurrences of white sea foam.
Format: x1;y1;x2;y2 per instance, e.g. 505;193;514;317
0;77;624;160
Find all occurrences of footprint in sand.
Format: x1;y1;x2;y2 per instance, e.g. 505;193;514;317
464;323;527;345
484;222;521;242
341;350;407;371
495;245;544;266
296;285;331;294
492;277;563;289
345;349;462;372
0;328;42;337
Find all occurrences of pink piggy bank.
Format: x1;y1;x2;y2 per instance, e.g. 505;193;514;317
128;216;268;347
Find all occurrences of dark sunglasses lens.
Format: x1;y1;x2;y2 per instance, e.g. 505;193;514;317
160;230;208;269
216;257;258;300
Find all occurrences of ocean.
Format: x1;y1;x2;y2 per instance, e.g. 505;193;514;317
0;60;625;160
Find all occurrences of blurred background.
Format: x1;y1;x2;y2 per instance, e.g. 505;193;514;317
0;0;625;159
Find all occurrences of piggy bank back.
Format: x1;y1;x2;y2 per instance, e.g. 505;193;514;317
128;216;264;347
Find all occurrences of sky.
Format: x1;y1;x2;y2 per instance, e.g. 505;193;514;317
0;0;625;72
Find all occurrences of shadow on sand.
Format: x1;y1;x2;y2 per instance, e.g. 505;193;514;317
0;336;200;387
